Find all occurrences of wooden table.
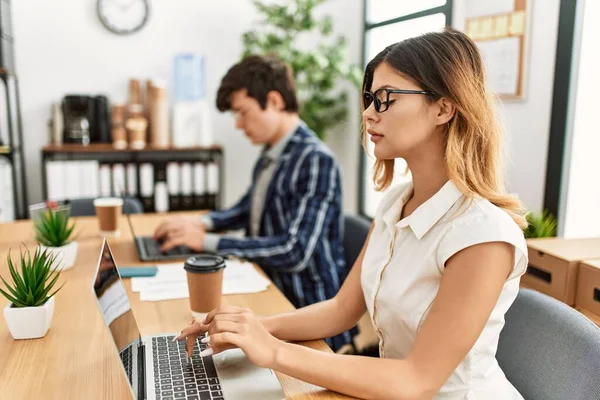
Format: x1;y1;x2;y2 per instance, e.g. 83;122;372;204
0;213;353;399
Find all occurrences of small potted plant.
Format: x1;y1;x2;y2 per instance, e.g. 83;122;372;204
524;210;557;238
1;246;64;339
31;201;78;270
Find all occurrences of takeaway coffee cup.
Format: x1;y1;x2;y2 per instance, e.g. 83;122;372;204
93;197;123;237
184;255;226;318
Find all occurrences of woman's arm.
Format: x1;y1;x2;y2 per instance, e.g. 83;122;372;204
176;224;373;356
201;241;515;399
261;224;373;342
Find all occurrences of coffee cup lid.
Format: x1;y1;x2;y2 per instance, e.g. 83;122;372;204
184;255;226;273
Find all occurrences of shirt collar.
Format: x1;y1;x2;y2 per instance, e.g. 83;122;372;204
263;122;299;161
383;180;464;239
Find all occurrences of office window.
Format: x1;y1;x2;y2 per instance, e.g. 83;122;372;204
360;1;452;218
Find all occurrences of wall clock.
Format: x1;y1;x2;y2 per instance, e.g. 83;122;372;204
97;0;150;35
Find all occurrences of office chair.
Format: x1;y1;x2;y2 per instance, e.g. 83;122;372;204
342;214;376;355
497;288;600;400
68;197;144;217
343;214;371;270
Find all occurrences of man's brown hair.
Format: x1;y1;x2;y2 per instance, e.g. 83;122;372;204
216;54;299;112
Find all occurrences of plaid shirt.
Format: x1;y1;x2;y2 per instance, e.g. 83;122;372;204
209;123;357;350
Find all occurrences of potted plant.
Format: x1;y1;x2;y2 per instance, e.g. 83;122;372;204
524;210;557;238
31;201;78;271
1;246;64;339
242;0;362;141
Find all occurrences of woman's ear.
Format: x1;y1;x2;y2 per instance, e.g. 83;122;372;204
436;97;456;125
266;90;285;111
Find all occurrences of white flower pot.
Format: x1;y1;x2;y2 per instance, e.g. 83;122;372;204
40;241;78;271
3;296;55;339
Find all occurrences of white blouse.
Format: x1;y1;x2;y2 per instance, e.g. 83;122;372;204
361;180;528;399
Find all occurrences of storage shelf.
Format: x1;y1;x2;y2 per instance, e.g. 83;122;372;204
42;143;223;154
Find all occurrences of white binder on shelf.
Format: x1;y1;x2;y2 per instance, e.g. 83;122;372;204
207;161;219;194
65;161;81;200
139;163;154;211
154;182;169;213
167;162;181;210
46;160;66;201
81;161;100;198
207;160;219;209
180;162;193;210
0;158;15;222
127;163;137;196
112;164;126;197
193;162;207;209
99;163;112;197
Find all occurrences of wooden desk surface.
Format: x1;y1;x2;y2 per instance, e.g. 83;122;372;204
0;214;353;399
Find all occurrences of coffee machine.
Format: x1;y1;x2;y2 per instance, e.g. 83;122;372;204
62;95;92;145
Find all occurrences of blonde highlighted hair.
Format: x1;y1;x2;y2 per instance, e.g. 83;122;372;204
362;28;528;228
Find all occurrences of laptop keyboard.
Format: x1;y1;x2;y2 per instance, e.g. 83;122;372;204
152;335;224;400
143;238;191;258
120;345;133;385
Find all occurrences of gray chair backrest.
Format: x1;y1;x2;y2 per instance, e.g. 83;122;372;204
68;197;144;217
497;288;600;400
343;214;371;268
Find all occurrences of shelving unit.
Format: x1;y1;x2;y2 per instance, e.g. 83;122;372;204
41;144;224;213
0;0;28;220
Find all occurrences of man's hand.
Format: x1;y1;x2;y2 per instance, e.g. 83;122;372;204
153;217;207;252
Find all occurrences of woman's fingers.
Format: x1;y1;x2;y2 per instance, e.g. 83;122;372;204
203;306;250;325
175;321;207;341
200;332;242;356
208;320;243;336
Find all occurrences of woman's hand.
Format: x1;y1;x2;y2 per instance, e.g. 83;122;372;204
187;305;284;368
174;318;210;360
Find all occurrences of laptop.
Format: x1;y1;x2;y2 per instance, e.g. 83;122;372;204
127;214;205;262
92;239;285;400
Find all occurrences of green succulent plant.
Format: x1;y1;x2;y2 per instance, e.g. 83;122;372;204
524;210;557;238
34;206;76;247
0;246;64;308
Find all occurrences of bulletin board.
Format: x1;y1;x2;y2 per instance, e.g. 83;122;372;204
465;0;529;99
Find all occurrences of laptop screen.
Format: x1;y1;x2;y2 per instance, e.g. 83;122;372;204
93;240;142;395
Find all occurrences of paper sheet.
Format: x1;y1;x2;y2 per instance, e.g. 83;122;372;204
509;11;526;35
477;37;521;95
131;260;271;302
479;17;493;39
494;15;509;37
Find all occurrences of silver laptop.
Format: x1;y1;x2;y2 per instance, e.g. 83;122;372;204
92;239;285;400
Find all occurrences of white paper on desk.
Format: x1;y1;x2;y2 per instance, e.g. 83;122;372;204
132;260;271;302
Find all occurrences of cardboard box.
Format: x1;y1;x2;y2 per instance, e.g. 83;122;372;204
576;259;600;317
524;238;600;305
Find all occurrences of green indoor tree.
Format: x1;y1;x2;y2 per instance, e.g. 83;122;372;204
242;0;363;140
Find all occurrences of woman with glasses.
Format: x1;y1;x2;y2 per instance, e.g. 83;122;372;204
176;28;528;399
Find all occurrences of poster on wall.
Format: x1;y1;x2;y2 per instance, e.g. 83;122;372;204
465;0;529;99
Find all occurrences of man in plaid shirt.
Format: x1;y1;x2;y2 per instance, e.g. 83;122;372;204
154;55;356;351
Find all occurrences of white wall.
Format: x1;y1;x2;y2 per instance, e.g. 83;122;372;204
318;1;363;214
14;0;560;216
13;0;260;207
453;0;561;213
13;0;363;212
561;0;600;238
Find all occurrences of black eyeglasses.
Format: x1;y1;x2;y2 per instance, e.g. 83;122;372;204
363;88;435;113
